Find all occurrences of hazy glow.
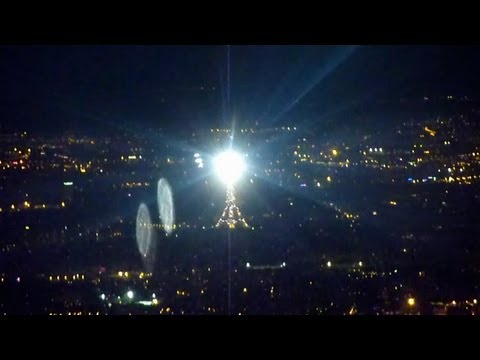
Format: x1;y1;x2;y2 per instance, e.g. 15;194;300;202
407;297;415;306
214;150;246;185
136;203;153;258
157;178;175;235
127;290;134;299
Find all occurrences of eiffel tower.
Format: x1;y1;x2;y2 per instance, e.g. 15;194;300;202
216;185;249;229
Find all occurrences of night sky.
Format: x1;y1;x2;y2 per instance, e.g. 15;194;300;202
1;45;480;133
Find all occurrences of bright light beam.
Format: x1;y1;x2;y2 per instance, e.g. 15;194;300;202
213;150;246;186
269;45;358;124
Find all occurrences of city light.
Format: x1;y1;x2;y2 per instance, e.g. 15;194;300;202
3;47;480;316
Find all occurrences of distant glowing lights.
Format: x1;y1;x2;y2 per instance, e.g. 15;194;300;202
127;291;134;299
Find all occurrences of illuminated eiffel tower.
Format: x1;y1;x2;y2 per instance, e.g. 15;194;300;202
216;185;249;229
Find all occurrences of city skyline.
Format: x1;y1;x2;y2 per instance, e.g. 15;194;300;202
1;45;480;315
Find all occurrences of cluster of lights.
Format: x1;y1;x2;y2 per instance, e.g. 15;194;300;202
119;155;142;161
48;274;85;282
210;128;232;133
49;312;101;316
424;126;436;137
122;182;149;188
245;261;286;270
193;153;204;168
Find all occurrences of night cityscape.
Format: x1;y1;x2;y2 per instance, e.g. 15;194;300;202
1;45;480;315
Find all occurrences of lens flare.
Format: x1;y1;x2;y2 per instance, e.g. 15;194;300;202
157;178;175;236
136;203;156;272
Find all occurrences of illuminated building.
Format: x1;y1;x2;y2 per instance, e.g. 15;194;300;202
216;185;249;229
214;150;249;229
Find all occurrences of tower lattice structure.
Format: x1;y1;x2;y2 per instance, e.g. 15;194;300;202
216;185;249;229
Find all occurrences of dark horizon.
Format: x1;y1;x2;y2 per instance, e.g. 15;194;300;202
2;45;480;134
